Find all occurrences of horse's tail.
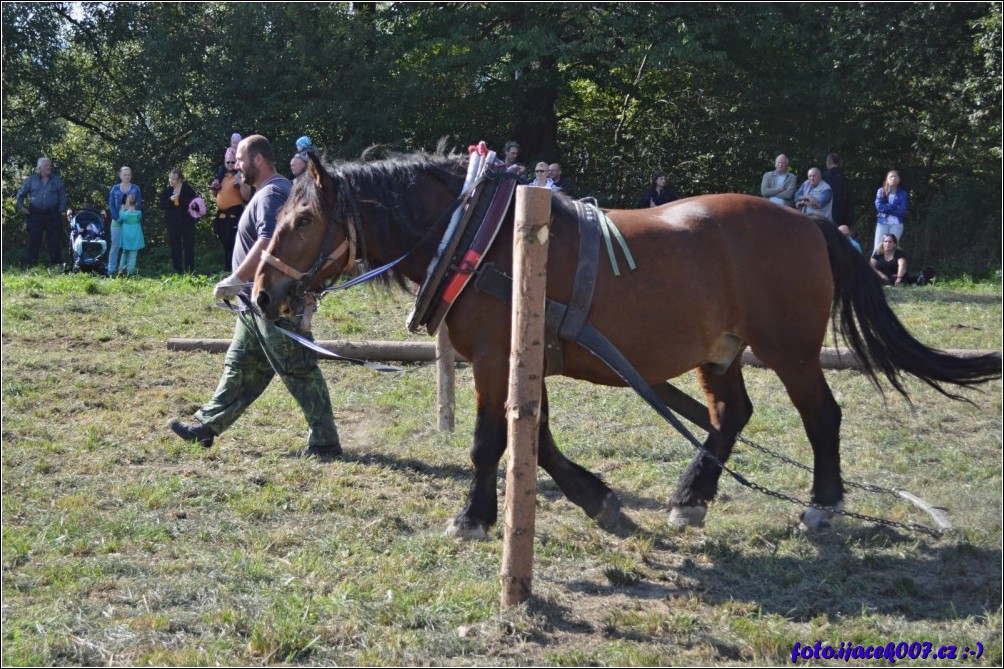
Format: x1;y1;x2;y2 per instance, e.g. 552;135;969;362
815;219;1001;399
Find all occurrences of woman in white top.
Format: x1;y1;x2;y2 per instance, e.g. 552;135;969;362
530;162;557;190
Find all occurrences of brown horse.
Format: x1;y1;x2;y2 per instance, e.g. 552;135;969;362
253;150;1000;538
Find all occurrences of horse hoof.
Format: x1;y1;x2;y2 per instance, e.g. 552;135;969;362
444;517;488;541
668;505;707;528
592;492;628;532
799;503;843;531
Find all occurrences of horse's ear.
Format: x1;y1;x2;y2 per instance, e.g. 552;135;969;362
305;150;326;190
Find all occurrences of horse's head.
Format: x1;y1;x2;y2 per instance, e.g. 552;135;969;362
252;152;357;321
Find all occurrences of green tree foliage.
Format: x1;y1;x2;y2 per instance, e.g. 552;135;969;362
3;2;1000;274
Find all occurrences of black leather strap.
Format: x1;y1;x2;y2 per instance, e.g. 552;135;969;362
473;263;716;453
559;202;601;342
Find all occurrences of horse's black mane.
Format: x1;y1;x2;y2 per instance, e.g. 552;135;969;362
289;144;579;288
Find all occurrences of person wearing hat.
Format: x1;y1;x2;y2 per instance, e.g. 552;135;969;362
295;135;313;153
212;147;249;271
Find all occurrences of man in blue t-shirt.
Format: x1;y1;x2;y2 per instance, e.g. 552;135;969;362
168;135;341;456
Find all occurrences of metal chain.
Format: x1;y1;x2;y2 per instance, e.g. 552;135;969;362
737;473;944;538
736;435;904;497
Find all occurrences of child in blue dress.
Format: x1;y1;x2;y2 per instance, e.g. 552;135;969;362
117;194;145;276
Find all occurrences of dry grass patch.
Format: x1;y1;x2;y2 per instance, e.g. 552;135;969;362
3;270;1001;665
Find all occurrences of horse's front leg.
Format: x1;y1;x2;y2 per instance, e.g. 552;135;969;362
445;356;508;540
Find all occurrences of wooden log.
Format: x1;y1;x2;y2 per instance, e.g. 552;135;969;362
166;337;470;362
436;325;456;432
167;338;995;371
501;185;550;608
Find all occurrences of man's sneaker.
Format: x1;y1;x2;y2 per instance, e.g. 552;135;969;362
168;419;215;448
304;441;342;458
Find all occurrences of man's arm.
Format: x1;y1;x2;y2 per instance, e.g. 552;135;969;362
233;236;270;282
777;174;797;201
15;176;31;213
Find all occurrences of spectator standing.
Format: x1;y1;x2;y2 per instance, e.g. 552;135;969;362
548;163;574;196
116;194;145;276
15;157;68;265
822;153;853;227
873;170;908;253
168;134;341;456
760;154;797;207
159;168;199;273
107;166;143;276
794;167;833;221
635;171;678;208
213;148;249;271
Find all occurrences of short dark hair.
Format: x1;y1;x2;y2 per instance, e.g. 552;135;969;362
242;134;275;166
826;153;841;167
504;141;520;153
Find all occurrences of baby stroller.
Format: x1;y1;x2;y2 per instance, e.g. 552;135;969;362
68;207;108;274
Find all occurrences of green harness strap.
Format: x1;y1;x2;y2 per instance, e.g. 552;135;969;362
593;205;637;277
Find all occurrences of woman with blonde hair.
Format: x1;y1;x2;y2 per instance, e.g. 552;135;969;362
870;233;909;286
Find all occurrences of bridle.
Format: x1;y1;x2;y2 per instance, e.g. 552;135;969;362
261;158;468;307
260;173;360;299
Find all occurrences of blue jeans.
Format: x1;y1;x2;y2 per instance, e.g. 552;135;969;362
107;223;122;274
873;222;904;254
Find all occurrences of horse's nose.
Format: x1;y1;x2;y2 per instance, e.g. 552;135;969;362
255;290;271;312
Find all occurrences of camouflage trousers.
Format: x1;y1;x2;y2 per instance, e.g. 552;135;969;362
195;310;339;447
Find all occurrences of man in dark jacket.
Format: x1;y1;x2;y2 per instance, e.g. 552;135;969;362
822;153;854;228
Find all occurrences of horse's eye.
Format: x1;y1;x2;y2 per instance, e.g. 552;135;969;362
296;217;311;228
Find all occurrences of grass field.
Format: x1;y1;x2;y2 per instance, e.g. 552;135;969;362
2;268;1001;666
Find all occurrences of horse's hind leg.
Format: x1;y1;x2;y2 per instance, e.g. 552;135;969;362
768;359;843;529
669;360;753;527
536;386;624;531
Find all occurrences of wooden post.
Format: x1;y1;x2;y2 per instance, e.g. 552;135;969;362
500;185;550;608
436;324;456;431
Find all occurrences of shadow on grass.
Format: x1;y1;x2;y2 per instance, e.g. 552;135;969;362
551;524;1000;628
306;449;475;481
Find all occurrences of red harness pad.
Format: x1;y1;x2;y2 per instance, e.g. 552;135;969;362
410;172;518;335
